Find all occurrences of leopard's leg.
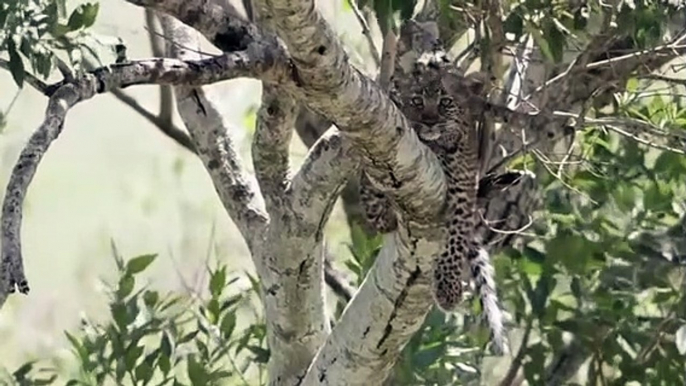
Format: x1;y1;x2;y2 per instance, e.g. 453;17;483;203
359;171;398;234
431;228;467;311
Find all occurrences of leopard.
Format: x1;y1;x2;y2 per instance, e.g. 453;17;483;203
359;58;506;354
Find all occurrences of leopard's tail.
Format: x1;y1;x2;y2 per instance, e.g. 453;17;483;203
468;247;507;355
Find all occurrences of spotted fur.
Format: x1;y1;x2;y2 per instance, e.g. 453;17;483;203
359;61;506;353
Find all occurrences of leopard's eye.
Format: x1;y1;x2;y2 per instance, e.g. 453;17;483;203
439;97;453;107
411;96;424;108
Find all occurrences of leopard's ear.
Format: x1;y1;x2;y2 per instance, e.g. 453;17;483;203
440;71;462;95
463;71;488;96
442;70;488;97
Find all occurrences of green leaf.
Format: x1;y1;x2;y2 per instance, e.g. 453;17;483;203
247;345;270;363
209;266;226;298
67;3;99;31
571;277;583;299
126;254;157;275
117;274;135;298
220;312;237;339
178;330;199;344
526;20;554;63
503;9;524;37
159;353;171;376
531;273;556;319
676;325;686;355
31;375;58;386
546;18;569;63
412;343;444;369
158;342;172;376
187;356;209;386
397;0;417;21
110;302;129;330
124;345;144;371
195;339;209;361
546;232;597;274
134;361;153;385
243;105;258;134
7;38;25;88
160;332;173;356
143;290;159;308
220;294;242;312
64;332;88;362
12;361;36;380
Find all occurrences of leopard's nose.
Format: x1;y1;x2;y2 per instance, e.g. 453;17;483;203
422;114;439;125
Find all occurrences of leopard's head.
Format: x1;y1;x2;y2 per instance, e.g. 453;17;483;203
390;66;486;142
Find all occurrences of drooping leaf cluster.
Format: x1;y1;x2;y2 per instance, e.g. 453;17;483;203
0;0;113;88
1;247;270;386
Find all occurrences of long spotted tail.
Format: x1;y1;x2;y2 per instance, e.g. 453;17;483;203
468;247;507;355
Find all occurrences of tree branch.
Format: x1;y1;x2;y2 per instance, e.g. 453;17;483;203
120;1;450;383
0;84;90;304
252;83;297;204
324;254;355;303
157;12;269;243
145;8;176;128
299;229;441;386
107;87;197;153
251;0;446;225
250;4;298;209
0;33;282;306
0;59;50;92
288;128;358;230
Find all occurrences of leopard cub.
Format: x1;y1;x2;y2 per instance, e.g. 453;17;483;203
359;62;506;353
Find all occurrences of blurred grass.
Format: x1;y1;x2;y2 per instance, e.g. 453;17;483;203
0;0;369;373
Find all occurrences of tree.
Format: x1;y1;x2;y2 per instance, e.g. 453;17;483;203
1;0;685;385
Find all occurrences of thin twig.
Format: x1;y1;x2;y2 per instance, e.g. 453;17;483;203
0;58;51;92
378;28;397;91
346;0;380;66
526;43;686;100
604;123;686;154
109;88;197;153
499;317;533;386
324;253;355;302
145;9;176;128
483;215;535;237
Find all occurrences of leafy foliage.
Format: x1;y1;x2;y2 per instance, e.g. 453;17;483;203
0;251;269;386
0;0;118;88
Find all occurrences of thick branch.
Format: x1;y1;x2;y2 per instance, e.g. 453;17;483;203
299;229;442;386
253;127;357;383
252;84;297;204
288;128;358;230
249;3;299;209
116;5;450;382
0;56;197;154
251;0;446;225
125;0;446;222
158;14;268;248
